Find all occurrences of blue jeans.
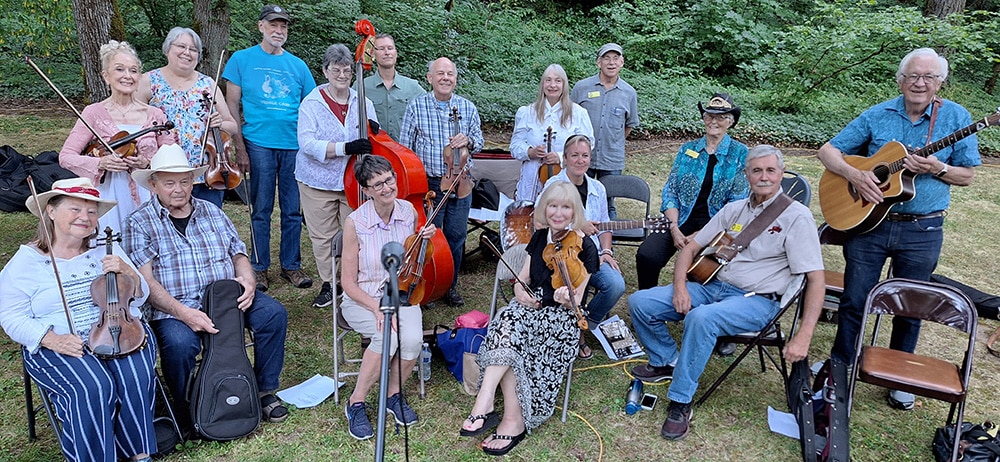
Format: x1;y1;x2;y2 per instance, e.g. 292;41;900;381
192;184;224;209
427;177;472;290
586;261;626;326
830;216;944;363
151;290;288;414
628;280;779;404
587;168;622;219
245;139;303;271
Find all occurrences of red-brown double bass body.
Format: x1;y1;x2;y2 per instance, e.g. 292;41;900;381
343;19;453;304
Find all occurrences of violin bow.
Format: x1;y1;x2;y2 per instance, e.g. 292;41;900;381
480;232;541;302
24;56;117;156
26;176;78;336
198;51;227;161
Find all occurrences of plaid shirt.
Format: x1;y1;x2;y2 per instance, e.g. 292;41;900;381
399;92;484;177
123;196;248;320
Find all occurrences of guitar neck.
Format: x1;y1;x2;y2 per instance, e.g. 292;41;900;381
913;114;992;159
595;220;646;231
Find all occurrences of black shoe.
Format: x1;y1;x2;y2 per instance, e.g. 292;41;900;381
661;401;693;440
254;270;269;292
631;363;674;382
445;289;464;307
313;282;333;308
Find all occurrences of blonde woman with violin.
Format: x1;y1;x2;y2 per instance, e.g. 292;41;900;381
510;64;594;201
59;40;177;232
0;178;156;462
340;156;433;440
460;181;598;456
137;27;240;208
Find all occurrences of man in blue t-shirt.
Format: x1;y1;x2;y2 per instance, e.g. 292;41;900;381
818;48;981;411
224;4;317;292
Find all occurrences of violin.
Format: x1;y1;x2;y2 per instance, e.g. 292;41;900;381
442;107;473;199
536;126;561;184
200;90;242;190
88;227;147;359
83;121;175;158
397;192;438;305
541;229;589;330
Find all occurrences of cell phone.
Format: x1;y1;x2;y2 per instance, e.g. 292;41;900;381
641;393;658;411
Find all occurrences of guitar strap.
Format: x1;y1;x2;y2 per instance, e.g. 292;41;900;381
925;96;943;147
713;193;794;263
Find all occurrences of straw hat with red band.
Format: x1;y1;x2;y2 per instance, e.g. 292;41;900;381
131;144;209;191
25;177;118;218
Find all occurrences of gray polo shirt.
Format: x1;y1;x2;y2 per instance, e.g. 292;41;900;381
570;74;640;171
694;191;823;295
364;71;425;141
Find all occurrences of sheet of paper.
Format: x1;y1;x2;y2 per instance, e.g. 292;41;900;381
276;374;343;409
767;406;801;439
591;315;645;361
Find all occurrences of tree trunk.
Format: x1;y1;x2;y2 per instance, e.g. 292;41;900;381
924;0;966;18
193;0;232;77
985;60;1000;95
72;0;123;102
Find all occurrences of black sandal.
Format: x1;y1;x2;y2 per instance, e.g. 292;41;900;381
578;340;594;360
481;430;527;456
460;411;499;437
260;393;288;423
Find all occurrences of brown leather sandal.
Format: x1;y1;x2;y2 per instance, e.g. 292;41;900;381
987;325;1000;358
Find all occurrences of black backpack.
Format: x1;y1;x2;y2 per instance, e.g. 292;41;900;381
787;358;850;462
186;280;261;441
0;146;77;212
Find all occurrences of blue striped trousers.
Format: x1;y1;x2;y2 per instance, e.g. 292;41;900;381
23;323;158;461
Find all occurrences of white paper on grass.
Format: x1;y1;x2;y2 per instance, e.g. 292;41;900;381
591;315;645;361
767;406;801;439
276;374;343;409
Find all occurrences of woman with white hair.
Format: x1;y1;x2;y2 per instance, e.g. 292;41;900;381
137;27;239;207
509;64;594;201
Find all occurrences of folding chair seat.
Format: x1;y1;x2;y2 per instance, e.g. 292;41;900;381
331;230;426;404
847;278;977;462
696;273;807;405
598;174;650;247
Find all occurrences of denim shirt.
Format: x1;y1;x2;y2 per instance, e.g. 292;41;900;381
661;135;749;225
829;95;981;214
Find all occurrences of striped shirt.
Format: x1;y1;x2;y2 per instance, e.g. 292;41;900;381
399;92;484;177
346;199;417;300
123;196;248;320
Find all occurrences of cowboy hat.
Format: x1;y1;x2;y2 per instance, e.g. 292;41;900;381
25;177;117;218
132;144;208;190
697;92;742;126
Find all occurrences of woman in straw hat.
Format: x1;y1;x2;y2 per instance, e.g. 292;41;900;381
0;178;157;461
59;40;178;233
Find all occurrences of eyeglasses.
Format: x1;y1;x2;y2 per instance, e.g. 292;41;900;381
366;175;397;191
171;43;200;54
703;113;733;123
327;67;353;76
599;54;623;63
901;74;941;84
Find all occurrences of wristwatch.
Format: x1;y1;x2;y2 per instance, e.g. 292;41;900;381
935;164;949;178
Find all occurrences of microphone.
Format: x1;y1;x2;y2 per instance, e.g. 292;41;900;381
381;241;404;272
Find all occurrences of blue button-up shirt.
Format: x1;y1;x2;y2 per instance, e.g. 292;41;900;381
661;135;749;224
829;95;981;214
123;196;248;320
399;92;484;177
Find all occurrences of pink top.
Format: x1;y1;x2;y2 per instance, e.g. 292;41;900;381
59;103;176;203
347;198;417;300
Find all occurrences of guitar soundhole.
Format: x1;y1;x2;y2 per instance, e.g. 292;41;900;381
871;164;890;186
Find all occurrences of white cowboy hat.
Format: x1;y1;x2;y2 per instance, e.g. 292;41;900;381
131;144;208;190
25;177;117;218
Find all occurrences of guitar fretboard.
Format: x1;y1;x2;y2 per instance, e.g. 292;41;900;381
890;111;1000;174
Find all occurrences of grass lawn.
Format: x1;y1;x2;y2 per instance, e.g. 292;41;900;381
1;112;998;461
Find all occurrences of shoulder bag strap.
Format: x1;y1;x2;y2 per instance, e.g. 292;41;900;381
716;193;794;262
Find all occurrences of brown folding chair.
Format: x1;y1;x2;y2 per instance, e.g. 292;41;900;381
696;273;807;405
847;278;978;462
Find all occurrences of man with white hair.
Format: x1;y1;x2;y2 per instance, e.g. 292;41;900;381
818;48;981;410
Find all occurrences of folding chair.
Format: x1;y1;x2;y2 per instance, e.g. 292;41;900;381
781;170;812;207
696;273;807;405
331;231;426;404
847;278;978;462
598;174;650;247
488;244;528;320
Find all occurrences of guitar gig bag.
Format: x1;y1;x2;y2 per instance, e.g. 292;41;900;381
187;280;261;440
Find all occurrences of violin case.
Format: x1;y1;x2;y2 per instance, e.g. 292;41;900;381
186;279;261;440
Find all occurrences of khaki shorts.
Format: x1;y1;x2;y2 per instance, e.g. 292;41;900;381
341;297;423;361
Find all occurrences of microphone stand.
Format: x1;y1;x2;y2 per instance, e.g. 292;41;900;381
375;252;402;462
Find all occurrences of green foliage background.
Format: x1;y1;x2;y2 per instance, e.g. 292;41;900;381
2;0;1000;152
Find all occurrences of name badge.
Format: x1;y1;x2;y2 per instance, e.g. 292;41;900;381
587;91;601;98
685;149;699;159
731;223;743;232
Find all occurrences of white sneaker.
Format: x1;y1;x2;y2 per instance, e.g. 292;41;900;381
888;389;915;410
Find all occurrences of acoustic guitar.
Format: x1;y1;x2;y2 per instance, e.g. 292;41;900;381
819;109;1000;234
686;230;732;284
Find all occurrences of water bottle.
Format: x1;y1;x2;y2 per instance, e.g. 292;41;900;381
420;342;432;381
625;379;644;415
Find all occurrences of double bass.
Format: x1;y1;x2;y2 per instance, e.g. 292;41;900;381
342;19;454;304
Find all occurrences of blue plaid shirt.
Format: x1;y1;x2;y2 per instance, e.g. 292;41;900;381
399;92;484;177
123;196;248;320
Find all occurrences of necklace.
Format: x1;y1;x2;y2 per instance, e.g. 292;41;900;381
324;87;349;117
108;100;134;119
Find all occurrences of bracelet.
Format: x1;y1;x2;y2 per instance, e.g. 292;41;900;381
601;248;614;257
